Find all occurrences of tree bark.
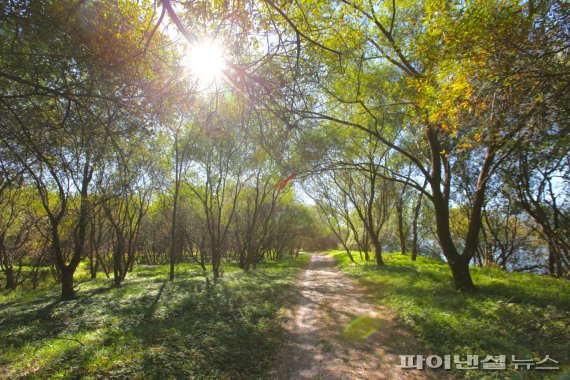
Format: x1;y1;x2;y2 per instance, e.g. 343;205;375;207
426;128;489;291
212;251;221;280
89;253;98;279
5;266;16;289
169;184;179;282
449;257;475;291
396;201;407;255
113;237;124;287
373;237;384;266
170;133;181;282
411;191;423;262
61;268;75;300
548;246;555;276
432;198;476;290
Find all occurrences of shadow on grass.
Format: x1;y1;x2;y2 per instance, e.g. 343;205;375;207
356;259;569;310
0;258;306;379
333;252;570;379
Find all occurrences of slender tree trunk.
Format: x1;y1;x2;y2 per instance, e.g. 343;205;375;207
169;182;179;281
548;243;556;276
411;189;424;262
98;251;110;278
372;236;384;266
548;241;563;277
341;241;355;263
397;202;407;255
60;159;93;299
484;243;495;268
32;265;40;290
363;231;370;261
5;266;16;289
113;239;124;287
239;249;246;269
212;251;220;280
61;268;75;300
89;253;98;279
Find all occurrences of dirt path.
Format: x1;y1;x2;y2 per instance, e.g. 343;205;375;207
272;253;443;380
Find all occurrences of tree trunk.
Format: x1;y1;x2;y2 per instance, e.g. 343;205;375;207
344;247;355;263
426;129;494;291
373;239;384;266
169;236;176;281
338;239;355;263
98;252;110;278
548;240;563;277
89;253;98;279
212;258;220;280
61;159;93;300
239;249;247;270
32;265;40;290
5;266;16;290
361;230;370;261
61;268;75;300
432;196;477;290
397;202;407;255
169;212;177;282
548;242;556;276
449;258;475;291
170;138;182;282
484;243;495;268
113;240;124;287
411;190;423;262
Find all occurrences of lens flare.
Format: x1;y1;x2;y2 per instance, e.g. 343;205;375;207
182;40;226;86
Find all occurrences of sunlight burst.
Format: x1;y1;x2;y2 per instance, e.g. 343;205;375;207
183;40;226;86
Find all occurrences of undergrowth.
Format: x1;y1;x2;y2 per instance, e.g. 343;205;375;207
0;255;309;379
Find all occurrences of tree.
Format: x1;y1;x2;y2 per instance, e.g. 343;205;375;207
233;165;281;270
308;175;356;263
0;185;43;289
101;138;158;286
505;126;569;276
185;103;246;279
0;0;179;298
258;0;569;289
164;110;206;281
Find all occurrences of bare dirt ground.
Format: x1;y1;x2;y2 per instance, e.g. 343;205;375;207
271;253;448;380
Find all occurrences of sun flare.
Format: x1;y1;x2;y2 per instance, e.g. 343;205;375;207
183;40;226;86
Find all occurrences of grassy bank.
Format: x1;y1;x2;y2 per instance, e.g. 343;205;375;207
0;255;309;379
330;250;570;380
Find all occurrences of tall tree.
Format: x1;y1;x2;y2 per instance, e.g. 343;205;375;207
0;1;179;298
258;0;569;289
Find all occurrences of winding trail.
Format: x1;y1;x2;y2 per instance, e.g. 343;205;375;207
272;253;445;380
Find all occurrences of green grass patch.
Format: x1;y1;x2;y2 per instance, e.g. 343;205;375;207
0;255;309;379
330;250;570;380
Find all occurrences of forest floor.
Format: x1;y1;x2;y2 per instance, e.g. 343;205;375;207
329;251;570;380
2;252;568;379
272;253;446;380
0;257;309;379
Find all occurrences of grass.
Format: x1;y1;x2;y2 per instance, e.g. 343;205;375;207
330;250;570;380
0;255;309;379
